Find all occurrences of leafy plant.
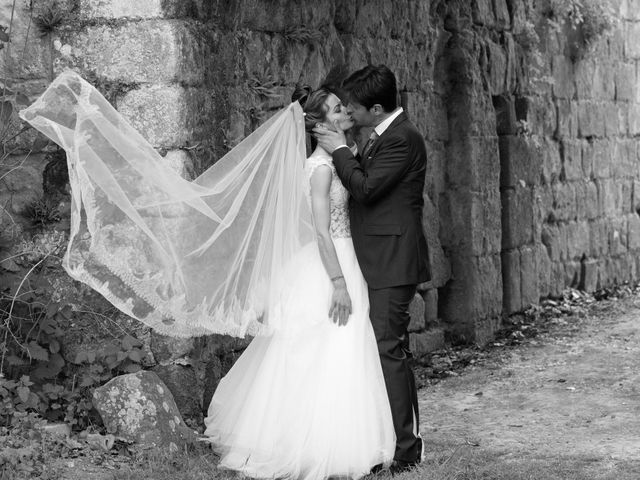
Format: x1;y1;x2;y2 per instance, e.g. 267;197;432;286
22;198;62;227
1;289;146;431
546;0;617;60
248;67;281;99
33;1;65;37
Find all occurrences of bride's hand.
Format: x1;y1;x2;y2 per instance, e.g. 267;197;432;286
329;277;352;326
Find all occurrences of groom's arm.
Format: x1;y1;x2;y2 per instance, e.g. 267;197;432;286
332;136;410;204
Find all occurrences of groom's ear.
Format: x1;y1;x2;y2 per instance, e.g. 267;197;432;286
371;104;384;116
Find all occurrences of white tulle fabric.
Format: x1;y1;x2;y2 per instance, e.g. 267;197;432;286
204;149;395;479
20;71;315;338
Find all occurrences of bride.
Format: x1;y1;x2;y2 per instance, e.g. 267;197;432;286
20;72;395;479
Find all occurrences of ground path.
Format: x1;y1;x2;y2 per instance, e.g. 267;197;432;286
414;294;640;479
47;292;640;479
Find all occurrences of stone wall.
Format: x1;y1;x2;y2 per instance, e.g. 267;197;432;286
2;0;640;422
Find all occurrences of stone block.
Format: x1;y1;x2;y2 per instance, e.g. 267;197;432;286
520;246;539;308
470;189;502;255
425;141;446;200
472;0;496;27
550;261;565;297
610;217;629;255
493;0;511;30
424;288;438;326
566;220;591;260
150;332;195;365
616;104;629;136
615;63;636;101
408;293;426;332
625;22;640;59
502;187;534;249
78;0;165;19
560;139;583;181
574;181;588;220
610;139;631;178
535;243;552;298
117;85;210;148
473;253;503;319
596;61;616;101
405;91;448;142
499;135;541;187
59;21;204;85
422;194;452;288
472;136;501;190
550;181;576;222
603;102;622;137
633;179;640;212
575;59;596;100
540;138;562;184
622;179;634;214
579;258;600;292
493;95;517;135
152;364;202;426
541;224;563;262
629;104;640;136
588;219;608;257
521;95;557;137
501;249;521;314
577;101;605;138
485;39;507;95
584;139;611;180
551;55;575;99
627;213;640;250
555;100;578;139
409;329;445;357
584;181;599;220
564;260;581;288
621;0;640;20
596;178;617;217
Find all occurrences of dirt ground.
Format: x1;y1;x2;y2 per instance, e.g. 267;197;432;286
417;293;640;478
43;290;640;480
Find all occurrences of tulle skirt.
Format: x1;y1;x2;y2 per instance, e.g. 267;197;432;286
203;237;395;479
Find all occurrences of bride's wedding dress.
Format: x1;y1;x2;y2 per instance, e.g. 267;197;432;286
204;148;395;479
20;71;395;479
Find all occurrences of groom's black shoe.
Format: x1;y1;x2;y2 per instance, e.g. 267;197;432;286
388;459;419;476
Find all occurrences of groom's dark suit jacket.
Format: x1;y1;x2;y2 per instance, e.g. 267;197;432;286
332;112;431;289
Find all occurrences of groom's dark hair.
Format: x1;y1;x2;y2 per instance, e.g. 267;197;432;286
342;64;397;112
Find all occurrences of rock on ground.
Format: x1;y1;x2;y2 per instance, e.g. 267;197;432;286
93;370;196;450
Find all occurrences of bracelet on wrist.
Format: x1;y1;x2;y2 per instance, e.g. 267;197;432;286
330;275;344;282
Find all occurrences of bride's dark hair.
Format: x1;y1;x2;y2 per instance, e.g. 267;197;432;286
291;84;334;151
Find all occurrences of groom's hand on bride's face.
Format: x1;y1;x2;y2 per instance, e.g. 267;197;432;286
313;122;346;154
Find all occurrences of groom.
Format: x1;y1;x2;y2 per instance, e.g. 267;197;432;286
314;64;430;473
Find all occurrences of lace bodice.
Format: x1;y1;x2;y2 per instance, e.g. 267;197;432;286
305;149;351;238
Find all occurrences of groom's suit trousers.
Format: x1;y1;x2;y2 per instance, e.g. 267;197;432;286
368;284;422;463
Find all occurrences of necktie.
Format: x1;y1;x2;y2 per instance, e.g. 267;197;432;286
361;131;379;159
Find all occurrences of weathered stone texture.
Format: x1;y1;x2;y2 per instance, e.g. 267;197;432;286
117;86;210;147
93;371;196;449
57;21;205;85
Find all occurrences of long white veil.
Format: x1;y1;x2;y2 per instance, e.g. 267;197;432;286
20;71;316;338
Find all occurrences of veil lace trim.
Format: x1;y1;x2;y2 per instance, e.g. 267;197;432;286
20;71;315;338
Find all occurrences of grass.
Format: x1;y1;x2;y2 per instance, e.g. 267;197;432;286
67;440;638;480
